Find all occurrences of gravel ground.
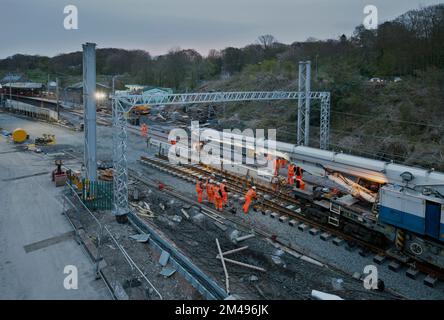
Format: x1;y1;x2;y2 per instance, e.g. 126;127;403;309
130;168;400;300
242;210;444;300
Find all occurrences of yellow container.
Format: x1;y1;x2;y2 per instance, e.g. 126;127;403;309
12;128;28;143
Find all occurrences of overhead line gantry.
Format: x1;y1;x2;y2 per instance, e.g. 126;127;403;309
112;87;331;217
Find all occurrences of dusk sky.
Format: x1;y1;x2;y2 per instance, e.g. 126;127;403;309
0;0;442;58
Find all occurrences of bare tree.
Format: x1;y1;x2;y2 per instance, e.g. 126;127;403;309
257;34;277;50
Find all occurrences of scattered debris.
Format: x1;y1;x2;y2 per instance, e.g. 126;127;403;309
130;202;155;218
352;272;362;280
160;267;177;278
248;275;259;282
112;281;130;300
159;250;170;267
229;230;240;243
235;233;255;243
216;246;249;259
181;209;190;219
331;278;344;291
129;234;151;243
215;238;230;294
271;255;283;265
191;213;205;225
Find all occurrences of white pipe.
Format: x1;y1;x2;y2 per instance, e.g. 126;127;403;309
311;290;343;300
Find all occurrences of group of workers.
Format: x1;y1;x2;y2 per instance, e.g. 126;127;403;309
195;174;259;214
194;158;305;215
286;162;305;190
274;157;305;190
195;175;229;212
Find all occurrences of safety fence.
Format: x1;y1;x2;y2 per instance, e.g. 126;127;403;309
81;179;113;210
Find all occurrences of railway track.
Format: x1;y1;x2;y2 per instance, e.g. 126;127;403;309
139;155;385;249
138;155;444;281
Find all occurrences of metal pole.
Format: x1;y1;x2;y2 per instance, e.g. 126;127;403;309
83;43;97;181
56;77;60;120
319;93;331;150
217;256;266;272
216;246;249;258
9;73;12;107
297;62;312;145
304;61;311;146
297;62;305;145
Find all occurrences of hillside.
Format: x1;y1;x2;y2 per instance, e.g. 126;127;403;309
0;4;443;169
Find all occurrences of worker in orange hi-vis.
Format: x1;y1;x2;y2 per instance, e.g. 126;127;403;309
295;166;304;180
295;177;306;190
214;182;224;211
287;163;296;186
295;166;305;190
220;179;228;206
243;186;257;214
280;158;287;169
206;179;214;203
140;123;148;137
196;178;204;203
273;158;280;176
212;182;219;205
203;177;209;200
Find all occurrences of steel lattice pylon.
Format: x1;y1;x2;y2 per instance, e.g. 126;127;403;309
112;98;130;216
320;93;331;150
112;90;330;216
297;61;311;146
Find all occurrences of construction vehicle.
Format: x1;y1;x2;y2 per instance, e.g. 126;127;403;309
35;133;56;145
128;104;151;125
133;104;151;116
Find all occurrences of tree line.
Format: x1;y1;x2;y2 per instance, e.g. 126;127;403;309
0;4;442;90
